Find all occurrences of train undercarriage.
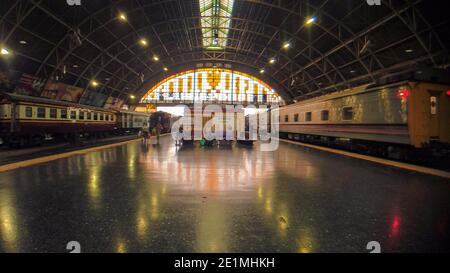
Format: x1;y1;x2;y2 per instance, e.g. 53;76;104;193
280;132;450;169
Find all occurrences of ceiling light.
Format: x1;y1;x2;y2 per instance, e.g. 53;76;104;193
91;80;99;87
153;55;159;62
139;39;148;46
350;70;356;73
305;16;317;25
163;67;168;71
130;95;136;99
283;42;291;49
260;69;265;74
118;13;127;22
19;40;27;45
1;48;11;55
73;64;79;68
269;58;276;64
405;49;414;53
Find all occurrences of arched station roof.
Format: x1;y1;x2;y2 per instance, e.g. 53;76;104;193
0;0;449;104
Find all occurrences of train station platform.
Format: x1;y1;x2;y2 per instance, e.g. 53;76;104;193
0;135;448;253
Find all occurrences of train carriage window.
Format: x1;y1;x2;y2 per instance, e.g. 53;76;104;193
37;107;46;118
93;112;98;121
305;112;312;122
342;107;354;121
105;115;109;121
294;114;299;122
70;111;77;120
79;111;85;120
61;109;67;119
100;113;104;121
284;115;289;122
87;112;92;120
110;115;114;122
321;110;330;121
50;108;57;119
25;107;33;118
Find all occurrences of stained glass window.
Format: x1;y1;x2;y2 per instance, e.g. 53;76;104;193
141;68;282;104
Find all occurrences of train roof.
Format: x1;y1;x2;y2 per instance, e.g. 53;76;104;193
282;80;413;109
119;110;150;116
0;91;115;112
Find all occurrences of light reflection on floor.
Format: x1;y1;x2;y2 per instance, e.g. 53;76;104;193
0;136;449;253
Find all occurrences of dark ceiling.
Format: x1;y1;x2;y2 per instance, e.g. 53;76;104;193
0;0;449;103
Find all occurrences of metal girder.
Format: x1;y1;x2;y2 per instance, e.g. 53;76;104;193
68;14;355;96
0;0;448;103
75;17;331;96
132;53;293;101
0;16;136;94
27;0;142;83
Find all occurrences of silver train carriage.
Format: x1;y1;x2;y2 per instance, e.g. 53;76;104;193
277;80;450;157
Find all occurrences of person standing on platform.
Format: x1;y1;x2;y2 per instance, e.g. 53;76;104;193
154;122;162;145
142;122;150;144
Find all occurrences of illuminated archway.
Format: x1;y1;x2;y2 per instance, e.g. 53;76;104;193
140;68;283;105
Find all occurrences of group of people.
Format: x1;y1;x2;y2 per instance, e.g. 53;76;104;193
142;120;162;144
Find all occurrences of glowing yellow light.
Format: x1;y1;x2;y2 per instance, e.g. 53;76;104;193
265;198;273;214
260;69;265;74
269;58;276;64
91;80;99;87
153;55;159;62
139;39;148;46
0;189;19;252
283;42;291;49
306;17;317;25
137;213;148;238
130;95;136;99
1;48;10;55
297;229;314;253
118;13;127;21
116;241;126;253
163;67;168;71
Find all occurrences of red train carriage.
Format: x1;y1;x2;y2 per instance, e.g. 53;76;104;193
149;111;175;134
0;92;116;146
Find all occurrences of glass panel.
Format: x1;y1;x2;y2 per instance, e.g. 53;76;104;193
37;108;46;118
305;112;312;122
342;107;354;121
199;0;235;50
50;108;57;119
141;68;282;105
25;107;33;118
321;110;329;121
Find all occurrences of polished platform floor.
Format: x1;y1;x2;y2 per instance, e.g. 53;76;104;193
0;136;449;253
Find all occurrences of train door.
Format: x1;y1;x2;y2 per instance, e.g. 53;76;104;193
429;91;440;140
11;102;18;133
